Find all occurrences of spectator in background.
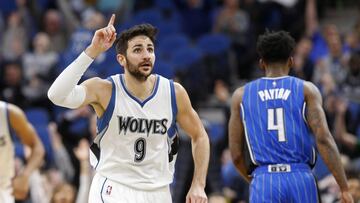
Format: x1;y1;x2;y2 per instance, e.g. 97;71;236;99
213;0;255;79
334;98;360;155
313;34;349;88
50;183;76;203
348;177;360;203
60;9;111;79
333;97;360;175
56;106;94;188
214;0;250;46
1;11;28;60
255;0;304;40
304;0;350;66
43;9;68;52
22;32;58;109
96;0;132;21
174;0;215;39
304;0;326;61
16;0;38;39
291;37;314;81
73;139;92;203
50;139;92;203
0;61;27;108
343;51;360;102
48;122;75;183
344;19;360;52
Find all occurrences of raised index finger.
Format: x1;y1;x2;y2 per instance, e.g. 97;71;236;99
107;14;115;26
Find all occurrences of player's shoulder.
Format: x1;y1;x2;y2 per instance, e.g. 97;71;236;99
172;82;187;100
87;76;111;83
6;103;26;123
243;77;264;88
289;75;307;84
303;80;322;100
6;103;23;115
84;76;113;88
156;74;174;85
231;85;246;104
234;78;260;95
303;80;320;93
0;101;9;115
0;100;6;108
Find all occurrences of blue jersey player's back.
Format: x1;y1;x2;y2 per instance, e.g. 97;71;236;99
229;30;353;203
241;76;316;166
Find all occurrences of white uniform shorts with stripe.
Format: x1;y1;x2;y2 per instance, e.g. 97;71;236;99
89;173;172;203
0;188;14;203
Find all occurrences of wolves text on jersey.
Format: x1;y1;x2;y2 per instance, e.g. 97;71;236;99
117;116;168;136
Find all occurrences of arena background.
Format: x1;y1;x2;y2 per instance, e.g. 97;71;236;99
0;0;359;202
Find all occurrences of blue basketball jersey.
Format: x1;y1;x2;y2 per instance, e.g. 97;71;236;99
241;76;316;166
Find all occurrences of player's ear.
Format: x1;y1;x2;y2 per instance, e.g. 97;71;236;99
259;59;266;70
117;54;126;67
288;57;294;67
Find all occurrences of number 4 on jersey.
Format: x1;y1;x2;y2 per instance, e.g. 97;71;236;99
267;108;286;142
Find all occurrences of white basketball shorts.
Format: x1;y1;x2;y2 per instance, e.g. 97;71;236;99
88;173;172;203
0;188;14;203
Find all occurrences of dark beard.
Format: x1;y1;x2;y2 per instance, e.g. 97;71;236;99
128;69;150;81
126;59;152;81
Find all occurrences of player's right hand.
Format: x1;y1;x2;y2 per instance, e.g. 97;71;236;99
186;185;208;203
341;191;354;203
86;14;117;58
12;174;30;200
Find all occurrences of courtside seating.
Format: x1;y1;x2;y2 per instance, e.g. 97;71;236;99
132;8;162;26
158;34;191;60
170;46;203;72
154;60;175;79
197;33;231;56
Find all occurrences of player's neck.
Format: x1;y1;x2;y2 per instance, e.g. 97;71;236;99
123;74;156;100
265;66;289;78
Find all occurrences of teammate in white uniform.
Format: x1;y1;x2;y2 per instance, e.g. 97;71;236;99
0;101;44;203
48;14;210;203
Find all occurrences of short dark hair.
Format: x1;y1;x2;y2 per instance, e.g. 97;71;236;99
115;23;158;55
256;30;296;63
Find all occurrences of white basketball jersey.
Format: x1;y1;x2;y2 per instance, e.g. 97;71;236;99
0;101;15;189
90;74;179;190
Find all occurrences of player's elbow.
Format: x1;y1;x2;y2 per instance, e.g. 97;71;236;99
230;150;243;166
47;86;62;105
47;86;85;109
315;133;334;148
33;137;45;160
47;91;73;109
232;155;243;166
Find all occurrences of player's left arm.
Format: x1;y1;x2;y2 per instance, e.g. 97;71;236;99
304;81;352;201
8;104;45;200
228;87;251;183
174;82;209;203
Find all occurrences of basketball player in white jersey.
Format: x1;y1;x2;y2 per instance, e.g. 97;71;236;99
48;14;210;203
0;101;44;203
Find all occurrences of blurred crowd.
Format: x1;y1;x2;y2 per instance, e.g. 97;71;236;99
0;0;359;203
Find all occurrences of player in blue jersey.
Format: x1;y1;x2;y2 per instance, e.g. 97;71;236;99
228;30;353;203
